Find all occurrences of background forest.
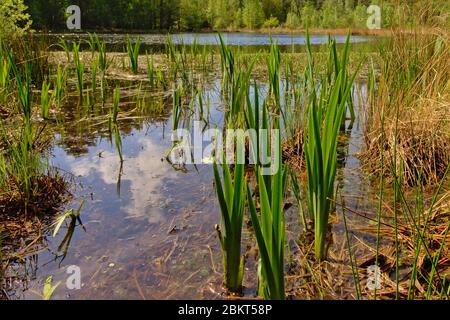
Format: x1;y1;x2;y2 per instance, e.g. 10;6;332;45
22;0;450;31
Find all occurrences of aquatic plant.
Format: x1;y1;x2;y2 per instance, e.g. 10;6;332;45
87;32;100;57
40;79;52;119
52;200;84;238
95;39;108;102
267;39;281;110
289;168;308;231
213;137;246;293
304;70;349;260
114;123;123;163
7;51;31;121
218;33;234;89
165;36;189;85
91;57;98;93
73;42;84;97
0;57;11;89
57;39;71;63
109;87;123;163
244;83;270;166
54;65;66;104
247;128;287;300
0;121;43;214
172;87;182;131
42;276;60;300
227;65;254;125
303;29;358;261
146;52;155;86
327;35;356;123
157;67;167;91
127;35;141;74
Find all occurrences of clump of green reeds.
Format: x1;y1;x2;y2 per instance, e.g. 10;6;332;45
58;39;71;63
157;67;167;91
87;32;100;57
303;31;357;261
96;39;108;102
267;39;281;110
7;51;32;121
54;65;67;105
218;35;255;126
213;138;246;293
40;79;52;119
218;33;234;90
247;128;287;300
0;56;11;102
0;57;11;89
1;43;68;217
146;52;155;87
165;35;190;86
3;55;40;211
127;36;141;74
73;42;84;97
326;35;356;123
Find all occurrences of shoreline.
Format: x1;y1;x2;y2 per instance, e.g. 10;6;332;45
33;26;449;37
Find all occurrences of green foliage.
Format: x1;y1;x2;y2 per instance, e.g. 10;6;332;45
42;276;60;300
247;128;287;300
127;36;141;74
0;57;11;89
179;0;207;30
16;0;450;32
213;144;246;293
207;0;240;29
54;64;66;104
243;0;265;29
303;31;357;261
146;52;155;86
267;40;281;110
0;0;32;41
263;16;280;29
285;11;301;29
40;79;52;119
73;42;84;97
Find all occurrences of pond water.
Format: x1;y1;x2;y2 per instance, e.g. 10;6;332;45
45;32;375;53
3;34;380;300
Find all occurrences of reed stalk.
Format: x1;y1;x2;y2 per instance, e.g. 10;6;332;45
213;138;246;293
40;79;51;119
247;128;286;299
127;36;141;74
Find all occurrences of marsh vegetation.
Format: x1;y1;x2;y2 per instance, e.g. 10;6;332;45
0;1;449;301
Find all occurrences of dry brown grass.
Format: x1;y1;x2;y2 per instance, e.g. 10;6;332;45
363;30;450;186
0;170;71;217
283;130;304;172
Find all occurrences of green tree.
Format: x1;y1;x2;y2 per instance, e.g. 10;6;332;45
263;16;280;28
25;0;67;29
207;0;240;29
243;0;265;29
352;4;368;28
286;12;301;28
262;0;284;22
179;0;206;30
300;2;320;27
285;0;301;28
0;0;32;40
